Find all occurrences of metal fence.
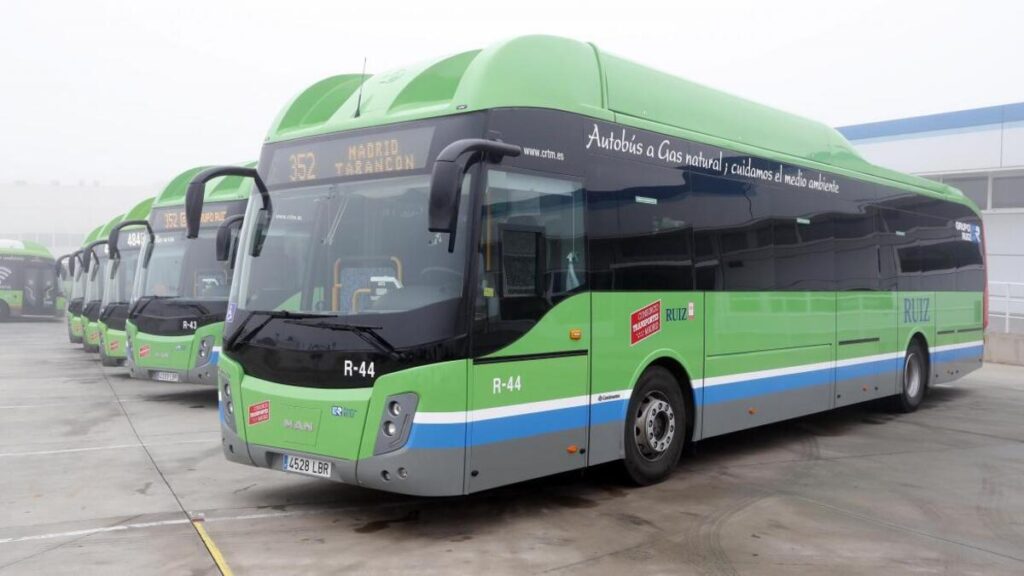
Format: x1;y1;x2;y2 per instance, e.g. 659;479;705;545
988;281;1024;334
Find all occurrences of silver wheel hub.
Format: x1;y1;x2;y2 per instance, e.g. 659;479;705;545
905;352;922;398
634;392;676;460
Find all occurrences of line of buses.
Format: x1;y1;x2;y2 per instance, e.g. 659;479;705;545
12;36;987;496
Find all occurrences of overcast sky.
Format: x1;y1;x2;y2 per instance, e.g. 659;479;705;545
2;0;1022;188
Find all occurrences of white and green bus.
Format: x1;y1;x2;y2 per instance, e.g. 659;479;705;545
186;36;986;495
0;239;61;321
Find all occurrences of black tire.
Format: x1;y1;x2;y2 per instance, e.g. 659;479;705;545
892;339;928;413
622;366;687;486
0;300;10;321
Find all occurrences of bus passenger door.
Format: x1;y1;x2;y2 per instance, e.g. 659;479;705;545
466;168;589;493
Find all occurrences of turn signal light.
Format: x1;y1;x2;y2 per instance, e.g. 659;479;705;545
569;328;582;341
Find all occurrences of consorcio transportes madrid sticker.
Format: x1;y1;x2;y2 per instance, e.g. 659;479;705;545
630;300;661;345
139;345;150;358
248;401;270;425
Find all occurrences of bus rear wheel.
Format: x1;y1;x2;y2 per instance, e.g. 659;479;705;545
892;339;928;413
622;366;686;486
0;301;10;321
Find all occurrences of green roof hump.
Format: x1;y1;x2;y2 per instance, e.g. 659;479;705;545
154;166;212;208
0;239;54;259
125;197;154;222
264;35;969;207
83;225;104;246
207;161;257;202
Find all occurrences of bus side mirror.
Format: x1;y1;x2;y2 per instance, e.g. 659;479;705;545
428;139;521;250
109;258;120;280
216;214;245;262
187;166;269;239
109;219;152;261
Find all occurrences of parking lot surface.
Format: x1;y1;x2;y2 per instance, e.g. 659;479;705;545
1;319;1023;575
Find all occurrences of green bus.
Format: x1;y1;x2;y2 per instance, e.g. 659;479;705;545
187;36;987;495
0;239;61;321
126;167;249;384
98;197;155;366
83;214;125;352
67;226;103;342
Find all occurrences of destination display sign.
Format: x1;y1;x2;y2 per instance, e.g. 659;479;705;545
151;200;247;233
265;126;435;187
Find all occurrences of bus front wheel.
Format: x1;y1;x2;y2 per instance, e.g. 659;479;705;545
893;339;928;413
622;366;686;486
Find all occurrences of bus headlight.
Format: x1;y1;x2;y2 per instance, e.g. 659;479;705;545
199;336;213;359
374;393;419;455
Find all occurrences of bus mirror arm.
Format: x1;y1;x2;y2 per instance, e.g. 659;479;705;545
428;139;521;252
108;219;152;261
186;166;269;239
216;214;245;262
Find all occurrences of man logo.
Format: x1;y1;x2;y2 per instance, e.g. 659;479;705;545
282;419;314;432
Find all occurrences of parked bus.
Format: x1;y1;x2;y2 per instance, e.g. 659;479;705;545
126;167;248;384
54;253;74;319
187;36;986;495
0;239;61;321
67;226;103;343
83;214;125;352
99;197;154;366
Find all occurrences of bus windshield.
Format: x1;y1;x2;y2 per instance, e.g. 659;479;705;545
85;253;107;304
71;260;86;300
132;228;231;303
231;173;470;321
103;248;140;307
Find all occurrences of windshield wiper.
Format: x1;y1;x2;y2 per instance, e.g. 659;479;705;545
283;320;404;360
227;310;331;351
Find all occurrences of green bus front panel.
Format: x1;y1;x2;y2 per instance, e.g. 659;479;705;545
70;314;84;338
129;321;224;385
84;321;101;351
1;289;23;316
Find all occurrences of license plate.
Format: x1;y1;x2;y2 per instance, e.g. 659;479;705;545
153;371;181;382
282;454;332;479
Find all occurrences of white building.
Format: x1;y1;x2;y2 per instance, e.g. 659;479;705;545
838;102;1024;337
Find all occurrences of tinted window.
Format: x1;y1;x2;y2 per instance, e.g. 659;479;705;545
834;205;880;291
587;161;693;291
771;186;836;290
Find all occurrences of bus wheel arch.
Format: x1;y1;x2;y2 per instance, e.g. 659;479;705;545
644;357;696;445
894;333;930;413
620;358;693;486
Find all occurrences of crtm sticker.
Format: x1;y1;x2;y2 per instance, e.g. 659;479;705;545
630;300;662;345
248;401;270;425
139;345;150;358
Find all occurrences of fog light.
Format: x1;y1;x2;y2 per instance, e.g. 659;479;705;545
383;421;397;436
388;401;402;417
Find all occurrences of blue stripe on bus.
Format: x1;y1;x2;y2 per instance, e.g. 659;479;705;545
932;345;984;364
404;347;982;449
